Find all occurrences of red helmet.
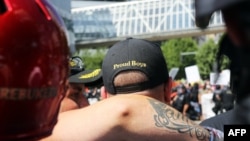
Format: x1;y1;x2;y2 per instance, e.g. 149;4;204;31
0;0;69;140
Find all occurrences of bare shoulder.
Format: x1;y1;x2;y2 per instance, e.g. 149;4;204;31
93;95;211;141
40;95;148;141
41;95;211;141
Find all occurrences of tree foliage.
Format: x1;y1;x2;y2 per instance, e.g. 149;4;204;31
195;37;230;80
195;39;218;79
161;37;198;79
73;36;229;81
74;48;107;70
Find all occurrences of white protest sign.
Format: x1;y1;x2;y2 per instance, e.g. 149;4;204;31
185;65;201;83
169;68;179;80
210;69;230;85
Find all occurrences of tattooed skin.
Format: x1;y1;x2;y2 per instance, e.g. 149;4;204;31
148;98;210;141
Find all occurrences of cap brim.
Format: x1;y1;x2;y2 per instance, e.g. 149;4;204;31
69;69;103;87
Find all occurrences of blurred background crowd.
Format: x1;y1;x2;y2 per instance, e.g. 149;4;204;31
81;79;235;122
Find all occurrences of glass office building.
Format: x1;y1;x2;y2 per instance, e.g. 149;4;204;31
49;0;77;53
72;0;224;42
72;8;117;41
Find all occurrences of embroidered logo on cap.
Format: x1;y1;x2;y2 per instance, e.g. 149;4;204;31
113;60;146;70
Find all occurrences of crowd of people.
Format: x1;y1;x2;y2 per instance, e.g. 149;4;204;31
170;81;235;121
171;82;202;121
211;85;235;115
1;0;250;140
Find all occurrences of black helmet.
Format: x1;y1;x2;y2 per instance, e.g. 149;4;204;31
196;0;250;104
195;0;247;29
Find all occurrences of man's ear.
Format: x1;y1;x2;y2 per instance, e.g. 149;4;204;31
164;77;173;104
100;86;108;100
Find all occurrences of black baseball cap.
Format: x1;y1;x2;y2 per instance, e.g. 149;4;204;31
69;56;103;87
102;37;169;94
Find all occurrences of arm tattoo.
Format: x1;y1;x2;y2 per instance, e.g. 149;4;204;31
148;98;210;141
